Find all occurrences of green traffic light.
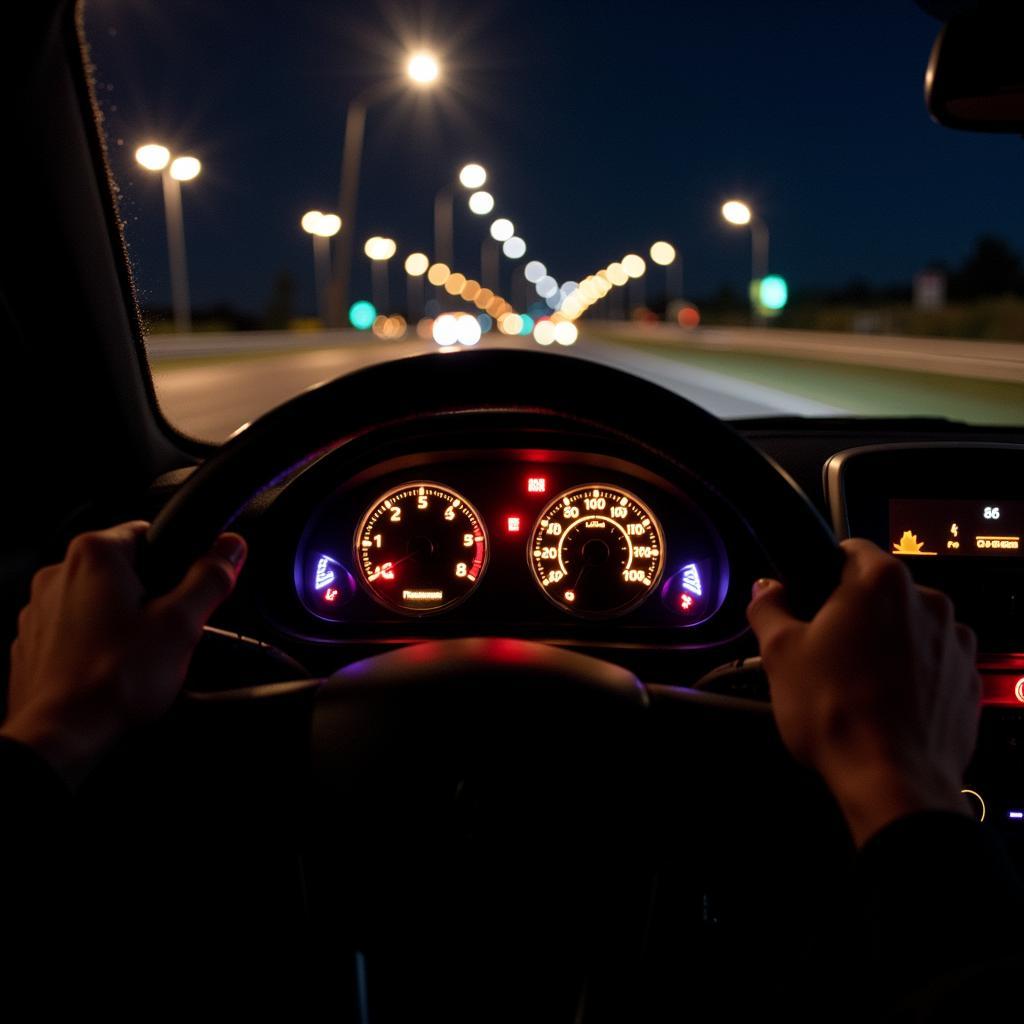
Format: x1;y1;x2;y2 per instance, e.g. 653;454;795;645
349;300;377;330
758;275;788;311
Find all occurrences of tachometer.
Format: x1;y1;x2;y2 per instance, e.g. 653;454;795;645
529;484;664;616
354;482;488;614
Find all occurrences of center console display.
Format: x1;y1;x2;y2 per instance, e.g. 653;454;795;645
890;499;1022;557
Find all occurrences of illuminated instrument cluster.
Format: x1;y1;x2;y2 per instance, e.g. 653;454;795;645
292;455;732;634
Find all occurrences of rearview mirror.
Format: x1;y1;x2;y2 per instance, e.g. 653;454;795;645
925;8;1024;133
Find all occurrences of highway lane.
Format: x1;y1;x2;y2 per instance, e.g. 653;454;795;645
150;329;847;441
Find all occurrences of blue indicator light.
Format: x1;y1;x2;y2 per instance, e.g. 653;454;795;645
1009;811;1023;820
681;563;703;597
314;555;337;591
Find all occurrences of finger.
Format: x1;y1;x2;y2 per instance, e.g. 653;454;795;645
746;578;804;658
151;533;247;638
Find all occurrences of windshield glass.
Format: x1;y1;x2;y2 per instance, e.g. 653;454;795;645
84;1;1024;441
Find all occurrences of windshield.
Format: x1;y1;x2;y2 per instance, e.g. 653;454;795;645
84;1;1024;441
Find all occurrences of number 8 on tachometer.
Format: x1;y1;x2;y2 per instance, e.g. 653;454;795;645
529;484;665;617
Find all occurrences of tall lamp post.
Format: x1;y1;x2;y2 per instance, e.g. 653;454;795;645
364;236;397;312
301;211;342;324
135;143;201;333
649;241;680;312
721;199;770;320
333;52;441;325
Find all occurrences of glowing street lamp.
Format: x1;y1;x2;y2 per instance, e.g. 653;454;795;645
721;199;770;319
458;163;487;189
301;210;342;324
334;50;443;324
406;52;440;86
135;143;201;332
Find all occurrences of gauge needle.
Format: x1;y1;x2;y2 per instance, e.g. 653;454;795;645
366;550;420;582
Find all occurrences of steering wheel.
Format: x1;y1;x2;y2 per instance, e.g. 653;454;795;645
139;349;846;1020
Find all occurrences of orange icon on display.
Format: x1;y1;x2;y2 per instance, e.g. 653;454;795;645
892;530;937;556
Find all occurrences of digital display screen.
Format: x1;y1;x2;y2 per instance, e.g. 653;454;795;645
890;500;1023;557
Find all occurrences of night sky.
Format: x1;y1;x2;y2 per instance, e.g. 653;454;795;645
84;0;1023;318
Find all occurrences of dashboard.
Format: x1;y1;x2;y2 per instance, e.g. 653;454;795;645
210;422;1024;860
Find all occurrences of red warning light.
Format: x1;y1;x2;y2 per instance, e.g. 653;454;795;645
679;593;694;611
527;477;546;494
324;587;339;603
506;516;521;533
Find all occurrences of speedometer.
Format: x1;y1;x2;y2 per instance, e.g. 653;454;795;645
529;484;664;617
354;482;488;614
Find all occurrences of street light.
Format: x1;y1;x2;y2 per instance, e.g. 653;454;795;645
406;52;440;85
135;143;201;333
721;199;770;317
334;50;442;324
364;236;397;312
301;210;342;324
458;163;487;189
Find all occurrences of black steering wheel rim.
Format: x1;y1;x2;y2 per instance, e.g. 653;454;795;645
145;348;841;618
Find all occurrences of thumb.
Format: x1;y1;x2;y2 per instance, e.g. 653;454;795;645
152;533;248;638
746;578;803;656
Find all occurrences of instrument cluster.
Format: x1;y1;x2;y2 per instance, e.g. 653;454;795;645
275;447;741;642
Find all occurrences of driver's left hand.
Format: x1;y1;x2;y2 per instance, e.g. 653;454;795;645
1;521;246;789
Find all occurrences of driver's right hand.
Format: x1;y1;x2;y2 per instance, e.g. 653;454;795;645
746;538;980;846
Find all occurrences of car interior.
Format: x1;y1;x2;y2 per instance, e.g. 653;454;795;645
3;2;1023;1019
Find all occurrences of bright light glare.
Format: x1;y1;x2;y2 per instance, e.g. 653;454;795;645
457;314;482;346
524;261;546;283
536;275;558;298
427;262;451;286
433;313;459;346
490;218;514;242
169;156;201;181
444;272;467;295
722;200;752;226
606;263;628;287
468;190;494;215
404;252;429;276
650;241;676;266
301;210;324;234
364;236;397;260
459;163;487;189
533;319;556;346
499;312;523;335
554;321;578;346
407;52;441;85
135;144;170;171
315;213;341;237
622;254;646;278
502;236;526;259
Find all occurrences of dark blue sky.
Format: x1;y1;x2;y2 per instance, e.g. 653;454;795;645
85;0;1023;317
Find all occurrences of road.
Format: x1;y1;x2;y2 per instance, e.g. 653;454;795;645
147;324;1024;442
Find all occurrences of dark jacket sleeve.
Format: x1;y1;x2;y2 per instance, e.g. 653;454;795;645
0;735;73;933
856;810;1024;1017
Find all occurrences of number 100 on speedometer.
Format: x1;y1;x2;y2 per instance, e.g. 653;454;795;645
529;485;664;616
